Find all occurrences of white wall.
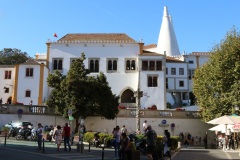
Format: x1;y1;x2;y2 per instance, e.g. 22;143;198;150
0;114;72;129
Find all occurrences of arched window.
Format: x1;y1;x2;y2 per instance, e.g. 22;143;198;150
121;89;135;103
131;60;135;70
108;60;112;70
113;60;117;70
126;60;130;70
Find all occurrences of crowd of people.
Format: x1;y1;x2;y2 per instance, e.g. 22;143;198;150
35;122;80;152
111;120;172;160
179;132;202;147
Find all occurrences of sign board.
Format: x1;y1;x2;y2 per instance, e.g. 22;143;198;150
69;116;74;121
161;119;167;124
159;124;169;127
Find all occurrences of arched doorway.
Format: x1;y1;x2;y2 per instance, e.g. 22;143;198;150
121;89;135;103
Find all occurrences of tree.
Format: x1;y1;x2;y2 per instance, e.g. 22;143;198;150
0;48;32;65
47;53;119;130
193;28;240;122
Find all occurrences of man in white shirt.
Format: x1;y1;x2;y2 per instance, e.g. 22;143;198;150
143;120;147;133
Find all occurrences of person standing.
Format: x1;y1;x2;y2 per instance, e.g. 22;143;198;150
63;123;71;151
54;125;62;151
163;130;171;157
144;125;157;160
113;126;121;160
143;120;147;133
36;123;43;150
121;125;128;134
119;132;129;160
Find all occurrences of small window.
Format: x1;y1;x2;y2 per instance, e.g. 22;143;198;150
156;61;162;70
179;68;184;75
89;58;100;73
166;68;168;75
171;68;176;75
179;81;184;87
25;90;31;97
5;71;12;79
26;68;33;77
126;59;136;71
53;58;63;71
166;78;168;89
107;58;118;72
4;87;9;93
189;60;194;64
142;61;148;70
148;75;158;87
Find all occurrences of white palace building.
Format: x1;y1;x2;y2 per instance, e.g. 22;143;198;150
0;6;210;111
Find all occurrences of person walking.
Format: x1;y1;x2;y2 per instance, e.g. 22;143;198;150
121;125;128;134
63;123;71;151
144;125;157;160
36;123;43;150
113;126;121;160
53;125;62;151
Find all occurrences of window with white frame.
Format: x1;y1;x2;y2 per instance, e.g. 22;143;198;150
171;68;176;75
25;90;31;97
89;58;100;73
142;60;162;71
179;68;184;75
26;68;33;77
179;80;184;87
125;59;136;71
107;58;118;72
5;70;12;79
53;58;63;71
148;75;158;87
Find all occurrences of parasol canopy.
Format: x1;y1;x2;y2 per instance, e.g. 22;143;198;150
207;115;240;125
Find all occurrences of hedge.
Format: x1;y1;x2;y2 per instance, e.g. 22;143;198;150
83;132;179;150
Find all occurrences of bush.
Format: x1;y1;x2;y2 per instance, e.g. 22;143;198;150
1;126;10;132
83;132;95;143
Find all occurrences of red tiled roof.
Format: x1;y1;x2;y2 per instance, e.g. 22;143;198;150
58;33;137;43
143;44;157;49
166;56;185;63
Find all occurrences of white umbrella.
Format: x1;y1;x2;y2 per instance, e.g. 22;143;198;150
207;115;240;125
207;115;240;134
209;124;235;133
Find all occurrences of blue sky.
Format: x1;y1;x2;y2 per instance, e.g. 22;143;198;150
0;0;240;57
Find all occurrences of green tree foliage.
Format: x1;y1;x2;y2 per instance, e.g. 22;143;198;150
47;53;119;125
0;48;32;65
193;28;240;122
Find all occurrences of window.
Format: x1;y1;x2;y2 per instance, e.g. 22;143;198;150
26;68;33;77
107;59;118;72
25;90;31;97
166;78;168;89
171;68;176;75
188;60;194;64
179;68;184;75
5;71;12;79
4;87;9;93
188;69;195;80
89;58;99;73
53;58;63;71
142;60;162;71
166;68;168;75
148;75;158;87
179;81;184;87
126;59;136;71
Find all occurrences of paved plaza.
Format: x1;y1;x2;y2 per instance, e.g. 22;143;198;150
1;136;240;160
